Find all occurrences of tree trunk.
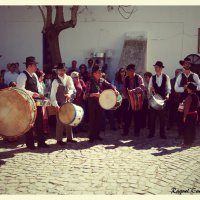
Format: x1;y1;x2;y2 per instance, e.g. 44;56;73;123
39;6;79;73
43;30;61;73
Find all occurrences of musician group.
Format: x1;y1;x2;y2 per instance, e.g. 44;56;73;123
1;56;200;149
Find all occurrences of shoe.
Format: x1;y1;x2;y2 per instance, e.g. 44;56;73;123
27;145;36;150
148;134;154;138
67;139;78;143
180;143;191;148
95;136;103;141
56;141;66;145
160;135;167;139
38;143;50;148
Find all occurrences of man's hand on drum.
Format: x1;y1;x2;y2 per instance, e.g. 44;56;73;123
64;94;71;102
33;92;40;98
165;94;169;101
150;86;155;94
90;92;100;98
33;93;45;99
114;89;119;96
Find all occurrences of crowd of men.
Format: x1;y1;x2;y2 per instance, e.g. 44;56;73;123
0;56;200;149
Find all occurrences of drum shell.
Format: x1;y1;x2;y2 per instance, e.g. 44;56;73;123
58;102;84;126
99;89;122;110
148;94;165;110
112;94;122;110
0;87;37;137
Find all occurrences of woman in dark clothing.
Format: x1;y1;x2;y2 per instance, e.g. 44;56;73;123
181;82;199;148
112;68;126;129
79;64;90;84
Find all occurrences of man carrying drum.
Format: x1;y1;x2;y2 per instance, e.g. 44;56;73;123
16;56;49;150
84;65;118;143
148;61;171;139
50;63;78;145
123;64;145;137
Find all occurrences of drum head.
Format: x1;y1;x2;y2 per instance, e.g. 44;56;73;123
99;89;116;110
58;102;76;125
0;88;36;137
149;94;165;110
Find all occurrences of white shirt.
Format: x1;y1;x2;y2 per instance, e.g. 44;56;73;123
175;71;200;93
4;71;19;85
16;71;40;97
50;74;75;107
148;73;171;96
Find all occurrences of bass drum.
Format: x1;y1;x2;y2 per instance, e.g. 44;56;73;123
58;102;84;126
0;87;37;137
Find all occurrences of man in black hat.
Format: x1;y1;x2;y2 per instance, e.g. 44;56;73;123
122;64;145;137
16;56;49;149
175;57;200;138
84;64;118;142
50;63;77;145
148;61;171;139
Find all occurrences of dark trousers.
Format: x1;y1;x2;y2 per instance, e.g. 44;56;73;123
102;110;116;130
182;116;196;145
88;98;103;139
177;112;184;136
140;98;150;129
123;99;143;135
25;106;46;147
167;100;179;128
114;99;126;126
149;107;166;136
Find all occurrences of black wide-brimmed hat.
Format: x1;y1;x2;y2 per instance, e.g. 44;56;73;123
23;56;38;65
153;61;165;68
56;63;66;69
179;58;191;66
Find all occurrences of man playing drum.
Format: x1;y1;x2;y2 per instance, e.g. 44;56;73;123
148;61;171;139
16;56;49;150
84;65;118;143
50;63;78;145
123;64;145;137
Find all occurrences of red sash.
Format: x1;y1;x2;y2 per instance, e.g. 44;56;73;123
128;91;144;111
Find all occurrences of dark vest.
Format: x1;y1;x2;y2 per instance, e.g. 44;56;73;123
89;78;102;94
180;73;195;87
124;74;139;89
56;76;69;106
179;72;195;102
152;74;167;99
188;93;199;112
23;71;38;93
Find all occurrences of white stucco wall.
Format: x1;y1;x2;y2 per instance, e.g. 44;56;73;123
0;6;200;80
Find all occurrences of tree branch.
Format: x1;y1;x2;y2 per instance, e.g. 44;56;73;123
55;6;79;32
46;6;53;28
54;6;65;25
38;6;46;33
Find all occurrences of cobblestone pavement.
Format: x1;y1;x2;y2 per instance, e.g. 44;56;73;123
0;125;200;195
